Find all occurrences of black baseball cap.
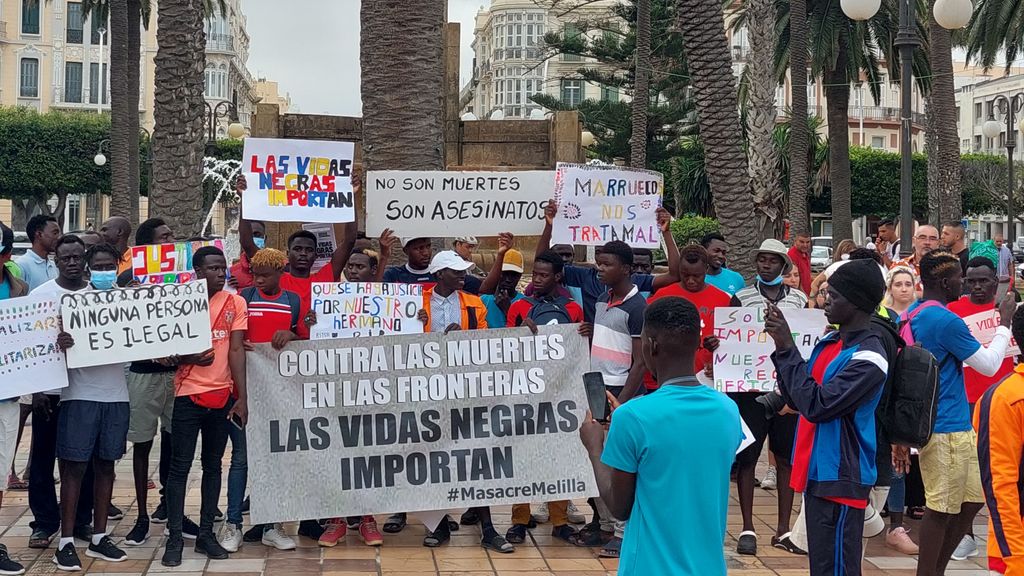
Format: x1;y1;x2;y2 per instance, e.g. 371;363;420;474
0;221;12;256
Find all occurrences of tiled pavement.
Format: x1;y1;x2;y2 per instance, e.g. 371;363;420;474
0;440;992;575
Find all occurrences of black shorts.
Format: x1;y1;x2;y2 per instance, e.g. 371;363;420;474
57;400;130;462
729;392;798;467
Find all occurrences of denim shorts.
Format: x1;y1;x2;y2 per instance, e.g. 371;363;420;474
57;400;130;462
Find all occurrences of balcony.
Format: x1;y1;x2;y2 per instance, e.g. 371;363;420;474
0;21;7;41
855;106;927;126
206;33;234;53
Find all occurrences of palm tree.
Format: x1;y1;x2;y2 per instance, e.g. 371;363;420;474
106;0;133;221
676;0;759;275
965;0;1024;71
741;0;783;239
630;0;651;168
788;0;811;236
361;0;445;177
149;0;208;238
927;3;960;222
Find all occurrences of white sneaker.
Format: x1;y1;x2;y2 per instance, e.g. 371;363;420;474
218;524;241;553
262;524;296;550
566;501;586;524
533;502;550;524
760;466;778;490
951;534;978;560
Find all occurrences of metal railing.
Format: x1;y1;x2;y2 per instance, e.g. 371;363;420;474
206;33;234;52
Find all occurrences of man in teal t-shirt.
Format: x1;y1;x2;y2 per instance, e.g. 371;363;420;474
581;297;741;576
702;233;745;295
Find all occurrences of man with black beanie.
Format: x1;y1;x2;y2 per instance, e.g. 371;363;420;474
764;259;892;576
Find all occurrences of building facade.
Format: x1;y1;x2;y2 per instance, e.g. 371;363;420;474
463;0;626;120
0;0;259;231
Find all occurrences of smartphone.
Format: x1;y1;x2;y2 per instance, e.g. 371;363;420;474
230;413;244;430
583;372;610;423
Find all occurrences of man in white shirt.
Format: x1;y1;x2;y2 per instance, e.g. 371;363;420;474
13;214;59;291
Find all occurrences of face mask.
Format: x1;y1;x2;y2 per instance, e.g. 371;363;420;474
90;270;117;290
758;274;784;287
254;237;266;249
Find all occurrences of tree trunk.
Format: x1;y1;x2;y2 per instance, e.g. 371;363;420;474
108;0;132;221
676;0;757;276
745;0;782;239
361;0;445;174
927;7;962;223
127;0;142;227
788;0;811;237
825;38;852;245
629;0;650;169
150;0;207;239
924;99;940;226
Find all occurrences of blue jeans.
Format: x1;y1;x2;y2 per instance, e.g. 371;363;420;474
225;418;247;527
887;473;906;513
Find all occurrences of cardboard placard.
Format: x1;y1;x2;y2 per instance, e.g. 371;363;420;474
302;223;337;274
130;240;224;285
551;163;664;248
309;282;425;340
0;293;68;398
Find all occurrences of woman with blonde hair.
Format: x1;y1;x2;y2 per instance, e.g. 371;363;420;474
885;266;917;317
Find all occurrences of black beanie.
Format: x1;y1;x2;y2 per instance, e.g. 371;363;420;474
829;259;885;314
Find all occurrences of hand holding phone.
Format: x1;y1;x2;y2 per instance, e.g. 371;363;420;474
230;413;244;430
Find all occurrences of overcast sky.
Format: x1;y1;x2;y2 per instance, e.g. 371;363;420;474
245;0;483;116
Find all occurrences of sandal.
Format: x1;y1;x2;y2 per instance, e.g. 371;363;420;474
7;474;26;491
481;533;514;553
566;522;606;547
907;506;925;520
599;536;622;558
771;533;807;555
552;525;578;543
383;513;406;534
423;527;451;548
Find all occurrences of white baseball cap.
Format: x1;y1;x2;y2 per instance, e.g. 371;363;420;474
454;236;479;245
428;251;475;274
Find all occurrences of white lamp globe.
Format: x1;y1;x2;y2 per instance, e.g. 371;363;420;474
933;0;973;29
227;122;246;139
93;153;107;167
490;109;505;120
460;112;478;121
841;0;881;21
581;131;596;148
983;118;1003;139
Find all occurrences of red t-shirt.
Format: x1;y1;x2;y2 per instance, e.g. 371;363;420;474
241;287;301;344
506;296;584;327
948;297;1015;403
643;283;732;389
280;265;337;339
788;246;812;295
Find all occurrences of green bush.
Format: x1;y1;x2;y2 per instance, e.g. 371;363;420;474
654;214;719;261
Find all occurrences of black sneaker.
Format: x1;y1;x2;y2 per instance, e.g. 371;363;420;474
124;518;150;546
297;519;324;541
242;524;264;543
460;509;480;525
161;536;183;567
86;535;127;562
72;525;92;542
505;524;528;544
151;501;168;524
213;508;224;522
737;531;757;555
0;544;24;575
194;532;228;560
163;517;199;540
52;542;81;572
107;504;124;521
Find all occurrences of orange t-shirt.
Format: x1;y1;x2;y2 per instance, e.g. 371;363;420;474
117;248;132;275
175;291;248;396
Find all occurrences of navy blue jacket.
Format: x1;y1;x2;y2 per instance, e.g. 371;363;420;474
773;327;889;501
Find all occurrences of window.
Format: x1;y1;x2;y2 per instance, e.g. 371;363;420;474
22;0;40;34
601;85;619;102
204;65;228;99
562;23;582;62
975;102;983;121
974;135;982;150
807;80;817;107
89;62;108;104
65;62;83;103
20;58;39;97
67;2;84;43
871;136;885;149
90;12;105;44
561;79;583;106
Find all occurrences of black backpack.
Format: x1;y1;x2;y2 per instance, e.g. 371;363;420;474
525;296;574;325
882;303;941;449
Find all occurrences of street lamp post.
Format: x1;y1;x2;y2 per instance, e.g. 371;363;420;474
841;0;972;257
983;95;1024;246
96;25;107;113
205;99;246;155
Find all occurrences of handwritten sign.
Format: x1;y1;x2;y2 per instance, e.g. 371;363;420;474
60;282;213;369
551;163;663;249
241;138;356;223
302;223;337;274
365;170;553;237
131;240;224;285
310;283;425;340
713;307;829;392
962;310;1021;358
0;293;68;398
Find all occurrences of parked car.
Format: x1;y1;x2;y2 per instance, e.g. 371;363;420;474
11;231;30;257
811;236;832;248
811;245;832;273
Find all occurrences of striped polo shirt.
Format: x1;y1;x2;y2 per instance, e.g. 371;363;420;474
592;285;647;389
734;283;808;310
